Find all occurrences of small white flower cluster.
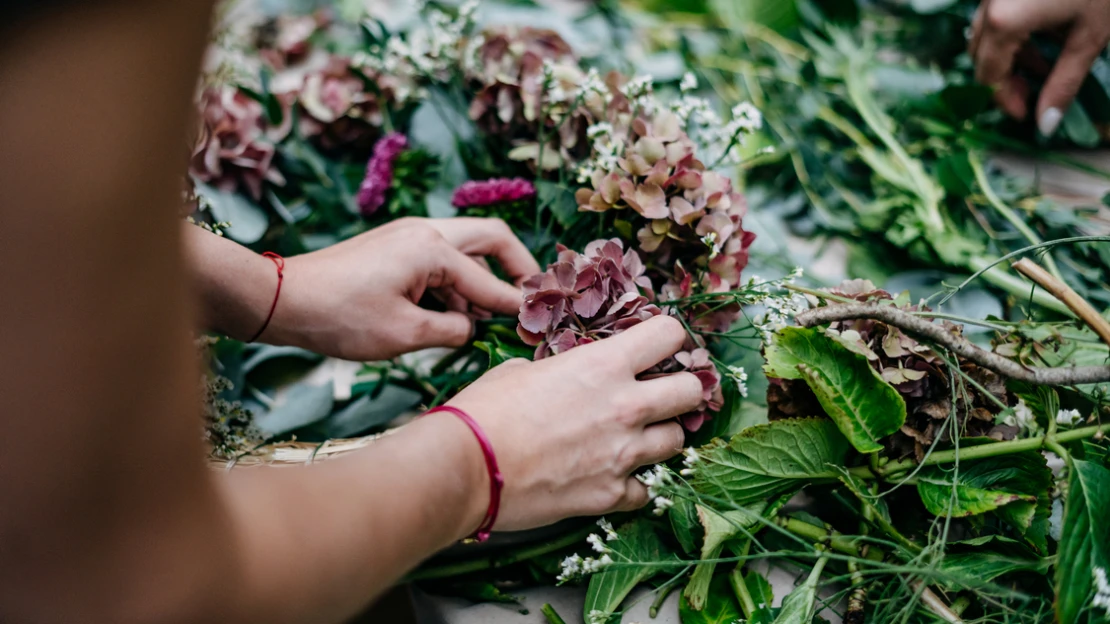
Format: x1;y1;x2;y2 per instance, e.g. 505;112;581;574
576;122;622;182
1048;496;1065;542
679;71;698;93
727;365;749;398
557;522;618;583
680;447;700;476
587;610;612;624
575;67;609;101
360;0;477;87
1056;408;1084;427
1002;400;1040;436
621;74;655;110
753;292;811;342
637;465;675;515
1093;566;1110;616
700;231;722;258
540;60;568;105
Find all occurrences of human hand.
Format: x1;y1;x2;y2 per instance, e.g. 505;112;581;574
268;217;541;361
443;315;704;533
970;0;1110;136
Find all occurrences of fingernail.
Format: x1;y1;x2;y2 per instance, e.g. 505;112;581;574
1039;107;1062;137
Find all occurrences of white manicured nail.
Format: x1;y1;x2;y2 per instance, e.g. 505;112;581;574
1039;107;1063;137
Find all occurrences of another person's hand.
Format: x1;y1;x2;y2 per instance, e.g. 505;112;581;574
970;0;1110;136
444;315;704;532
269;217;541;361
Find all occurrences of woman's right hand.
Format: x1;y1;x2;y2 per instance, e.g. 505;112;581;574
970;0;1110;136
444;315;704;533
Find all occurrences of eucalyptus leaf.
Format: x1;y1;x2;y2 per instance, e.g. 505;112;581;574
691;418;851;507
312;384;421;438
254;381;335;436
583;519;676;623
1055;459;1110;624
764;327;906;453
195;182;270;244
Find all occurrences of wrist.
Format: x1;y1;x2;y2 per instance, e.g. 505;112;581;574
419;409;492;542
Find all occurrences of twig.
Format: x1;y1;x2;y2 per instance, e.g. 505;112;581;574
796;303;1110;385
1012;258;1110;349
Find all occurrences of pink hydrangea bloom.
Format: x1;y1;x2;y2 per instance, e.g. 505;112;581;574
451;178;537;209
357;133;408;216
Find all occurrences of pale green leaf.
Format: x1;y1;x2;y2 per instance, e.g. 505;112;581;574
679;573;742;624
763;327;906;453
690;418;851;507
684;504;766;611
584;519;676;623
1055;460;1110;624
772;556;828;624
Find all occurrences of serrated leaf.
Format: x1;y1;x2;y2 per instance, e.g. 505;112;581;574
937;535;1048;591
584;519;676;623
745;571;775;612
764;327;906;453
536;180;582;228
685;503;767;611
917;452;1053;551
670;496;701;555
679;573;742;624
691;418;851;507
1055;460;1110;624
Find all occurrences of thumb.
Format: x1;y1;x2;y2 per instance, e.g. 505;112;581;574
409;309;474;350
1037;32;1102;137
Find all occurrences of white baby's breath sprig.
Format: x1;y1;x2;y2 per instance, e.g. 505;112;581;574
1056;408;1083;426
597;517;618;541
680;447;700;476
679;71;698;93
1093;566;1110;615
727;365;749;398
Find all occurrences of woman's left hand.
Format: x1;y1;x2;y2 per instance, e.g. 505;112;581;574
263;217;541;361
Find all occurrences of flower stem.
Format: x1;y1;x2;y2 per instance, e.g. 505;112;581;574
541;604;567;624
729;563;758;618
406;524;594;581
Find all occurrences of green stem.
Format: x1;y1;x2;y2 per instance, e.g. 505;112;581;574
649;575;683;618
969;152;1063;282
854;423;1110;477
777;517;885;562
967;256;1073;316
730;564;758;618
784;283;856;304
406;525;593;581
541;604;567;624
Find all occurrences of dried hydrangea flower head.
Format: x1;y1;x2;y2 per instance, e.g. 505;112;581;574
765;280;1015;460
297;55;396;153
357;133;408;216
516;238;721;430
451;178;536;209
253;11;330;70
575;109;756;330
191;85;289;199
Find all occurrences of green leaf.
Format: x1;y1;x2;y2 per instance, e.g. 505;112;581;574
1056;460;1110;624
764;327;906;453
745;571;775;612
310;385;421;438
195;181;270;244
1061;101;1101;148
772;556;828;624
685;503;767;611
254;381;335;436
584;519;676;623
690;418;851;507
679;573;742;624
670;496;701;555
711;0;798;33
536;180;581;228
917;452;1053;550
474;336;534;368
937;535;1049;591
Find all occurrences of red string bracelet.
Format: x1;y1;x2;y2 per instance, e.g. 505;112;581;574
247;252;284;343
424;405;503;543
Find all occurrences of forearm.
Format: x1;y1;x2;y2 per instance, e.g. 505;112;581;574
218;412;487;622
183;224;282;342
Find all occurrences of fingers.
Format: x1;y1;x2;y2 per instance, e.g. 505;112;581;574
635;422;686;467
634;372;705;426
426;217;542;283
437;246;524;315
975;26;1023;115
594;315;689;374
1037;29;1105;136
408;309;474;350
613;477;650;512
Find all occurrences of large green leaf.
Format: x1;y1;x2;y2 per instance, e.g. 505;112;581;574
711;0;798;33
917;452;1052;551
763;327;906;453
679;573;742;624
584;519;676;623
938;535;1049;591
254;381;335;436
1056;460;1110;624
691;418;851;507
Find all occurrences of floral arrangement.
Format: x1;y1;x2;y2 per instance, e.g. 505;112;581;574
192;3;1110;624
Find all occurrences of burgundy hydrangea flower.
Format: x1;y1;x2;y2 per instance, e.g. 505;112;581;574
298;55;391;153
516;238;722;431
190;86;289;199
357;133;408;216
451;178;536;209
